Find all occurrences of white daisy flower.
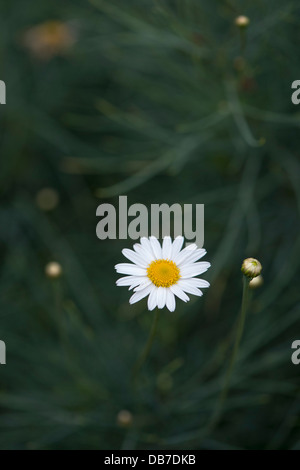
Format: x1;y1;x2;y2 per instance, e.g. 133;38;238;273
115;236;211;312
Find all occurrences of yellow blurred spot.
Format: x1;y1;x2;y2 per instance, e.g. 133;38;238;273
23;21;76;60
259;137;266;146
36;188;59;211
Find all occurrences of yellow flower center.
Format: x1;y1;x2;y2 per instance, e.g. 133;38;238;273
147;259;180;287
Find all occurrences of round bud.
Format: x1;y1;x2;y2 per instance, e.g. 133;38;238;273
249;275;264;289
235;15;250;28
117;410;133;428
45;262;62;279
241;258;262;279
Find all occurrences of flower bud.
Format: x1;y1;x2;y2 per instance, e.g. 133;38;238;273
249;274;263;289
241;258;262;279
45;262;62;279
117;410;133;428
235;15;250;28
36;188;59;211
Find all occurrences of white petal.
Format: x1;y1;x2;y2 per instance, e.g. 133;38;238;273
147;287;158;311
129;284;153;304
166;289;176;312
170;284;190;302
122;249;148;267
171;236;184;259
180;262;211;278
133;279;152;291
173;244;197;265
140;237;156;259
157;287;167;309
116;275;146;287
115;263;147;276
162;236;172;259
177;280;203;296
186;278;210;288
178;249;207;266
133;243;154;264
149;236;162;259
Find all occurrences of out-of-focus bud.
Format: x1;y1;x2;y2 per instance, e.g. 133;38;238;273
157;372;173;393
36;188;59;211
117;410;133;428
249;275;264;289
241;258;262;279
45;262;62;279
233;56;246;72
22;21;76;60
235;16;250;28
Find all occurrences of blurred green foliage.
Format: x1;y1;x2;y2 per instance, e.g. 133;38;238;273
0;0;300;450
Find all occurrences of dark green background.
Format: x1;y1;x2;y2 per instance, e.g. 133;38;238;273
0;0;299;450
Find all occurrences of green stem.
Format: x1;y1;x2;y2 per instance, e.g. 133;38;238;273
52;279;64;343
240;28;247;54
132;308;160;381
209;276;250;429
